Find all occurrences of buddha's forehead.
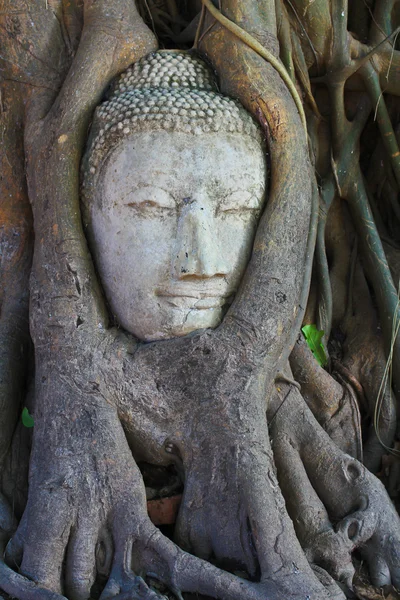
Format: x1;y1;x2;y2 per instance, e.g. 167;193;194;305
100;130;266;202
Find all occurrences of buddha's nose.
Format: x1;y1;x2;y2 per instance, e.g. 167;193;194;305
173;202;229;279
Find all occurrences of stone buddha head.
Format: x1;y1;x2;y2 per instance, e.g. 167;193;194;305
82;51;267;341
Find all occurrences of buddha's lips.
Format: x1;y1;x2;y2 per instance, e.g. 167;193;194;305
155;287;234;310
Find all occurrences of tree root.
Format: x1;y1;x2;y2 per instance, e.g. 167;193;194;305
289;337;362;458
0;561;67;600
339;258;397;469
270;382;400;589
129;522;345;600
0;370;347;600
0;509;345;600
271;428;355;588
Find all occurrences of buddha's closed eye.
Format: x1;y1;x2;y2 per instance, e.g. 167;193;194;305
126;200;176;214
125;186;176;213
217;190;264;215
126;200;159;208
124;188;264;216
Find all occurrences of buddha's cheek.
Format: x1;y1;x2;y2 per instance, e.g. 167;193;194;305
89;211;177;338
119;214;177;296
217;214;259;288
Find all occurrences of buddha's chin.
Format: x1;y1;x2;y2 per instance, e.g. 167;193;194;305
138;306;224;342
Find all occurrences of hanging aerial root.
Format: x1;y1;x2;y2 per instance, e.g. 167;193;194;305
200;0;307;135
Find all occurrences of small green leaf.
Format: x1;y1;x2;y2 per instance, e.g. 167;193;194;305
21;407;34;428
301;324;328;367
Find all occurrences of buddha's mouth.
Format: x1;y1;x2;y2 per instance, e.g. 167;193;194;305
160;296;229;310
172;298;225;310
155;286;235;310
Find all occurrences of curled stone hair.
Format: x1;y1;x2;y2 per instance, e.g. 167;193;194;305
81;50;264;214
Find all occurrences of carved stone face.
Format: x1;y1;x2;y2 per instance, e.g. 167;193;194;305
88;130;266;341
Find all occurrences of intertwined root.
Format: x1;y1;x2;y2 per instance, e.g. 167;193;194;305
272;431;356;588
270;383;400;590
100;570;167;600
0;430;347;600
0;495;271;600
160;437;345;600
129;521;346;600
2;368;399;600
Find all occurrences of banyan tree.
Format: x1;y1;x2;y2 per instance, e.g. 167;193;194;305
0;1;400;599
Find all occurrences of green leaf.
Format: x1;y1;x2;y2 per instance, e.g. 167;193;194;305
21;407;34;428
301;324;328;367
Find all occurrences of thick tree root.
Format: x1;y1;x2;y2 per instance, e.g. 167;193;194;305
0;389;346;600
270;382;400;589
93;325;345;600
128;522;345;600
0;516;345;600
271;429;355;588
290;338;362;459
0;561;67;600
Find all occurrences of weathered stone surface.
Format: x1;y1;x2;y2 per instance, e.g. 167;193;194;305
86;130;266;340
